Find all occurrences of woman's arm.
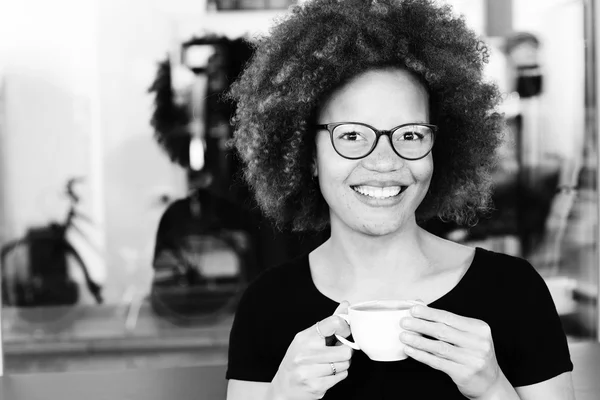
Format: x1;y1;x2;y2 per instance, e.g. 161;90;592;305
227;380;271;400
516;372;575;400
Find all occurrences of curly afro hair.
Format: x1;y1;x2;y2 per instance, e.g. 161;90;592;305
229;0;504;232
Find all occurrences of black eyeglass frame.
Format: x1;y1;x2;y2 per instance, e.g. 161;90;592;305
314;122;438;160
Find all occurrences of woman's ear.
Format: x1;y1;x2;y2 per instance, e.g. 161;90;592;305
312;156;318;178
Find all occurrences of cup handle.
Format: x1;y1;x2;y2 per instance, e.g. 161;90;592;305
334;314;360;350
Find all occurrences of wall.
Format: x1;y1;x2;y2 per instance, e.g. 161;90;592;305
96;0;188;301
0;0;97;239
447;0;486;35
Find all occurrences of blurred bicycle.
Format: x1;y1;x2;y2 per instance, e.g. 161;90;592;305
1;177;103;307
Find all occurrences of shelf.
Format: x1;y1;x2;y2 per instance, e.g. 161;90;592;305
2;303;234;355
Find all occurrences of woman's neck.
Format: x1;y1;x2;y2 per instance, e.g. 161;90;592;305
315;219;439;298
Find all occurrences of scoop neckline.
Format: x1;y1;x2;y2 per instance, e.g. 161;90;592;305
305;247;484;308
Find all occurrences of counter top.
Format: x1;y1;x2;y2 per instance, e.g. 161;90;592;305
1;341;598;400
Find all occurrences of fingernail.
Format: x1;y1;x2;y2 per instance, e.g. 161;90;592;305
411;306;423;316
400;318;413;328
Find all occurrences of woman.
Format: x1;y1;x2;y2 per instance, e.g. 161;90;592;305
225;0;574;399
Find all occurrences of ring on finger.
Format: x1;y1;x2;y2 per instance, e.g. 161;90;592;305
316;321;326;339
330;362;337;376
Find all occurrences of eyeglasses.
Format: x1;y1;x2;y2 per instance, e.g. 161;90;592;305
314;122;438;160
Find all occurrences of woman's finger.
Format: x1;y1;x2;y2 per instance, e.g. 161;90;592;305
400;316;484;350
301;345;353;364
409;305;488;334
313;360;351;378
315;305;352;339
403;345;462;376
400;331;478;365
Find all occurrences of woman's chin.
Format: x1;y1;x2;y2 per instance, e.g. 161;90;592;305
353;218;408;237
359;225;402;237
330;209;415;237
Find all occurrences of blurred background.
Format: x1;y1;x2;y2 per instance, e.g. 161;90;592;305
0;0;598;375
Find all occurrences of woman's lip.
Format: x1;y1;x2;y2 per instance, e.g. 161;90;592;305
351;185;403;190
351;181;406;188
351;186;407;206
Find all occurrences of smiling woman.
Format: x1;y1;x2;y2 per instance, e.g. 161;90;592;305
224;0;575;399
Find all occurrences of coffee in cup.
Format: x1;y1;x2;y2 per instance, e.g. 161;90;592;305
335;299;423;361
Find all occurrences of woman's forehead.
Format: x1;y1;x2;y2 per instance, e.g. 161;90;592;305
317;68;430;124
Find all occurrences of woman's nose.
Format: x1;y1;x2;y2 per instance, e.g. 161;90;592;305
361;135;404;172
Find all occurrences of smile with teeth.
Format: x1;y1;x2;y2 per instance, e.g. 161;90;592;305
352;185;405;199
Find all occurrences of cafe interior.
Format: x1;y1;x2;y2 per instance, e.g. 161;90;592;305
0;0;599;398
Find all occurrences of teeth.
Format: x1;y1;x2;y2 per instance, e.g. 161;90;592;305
353;185;403;198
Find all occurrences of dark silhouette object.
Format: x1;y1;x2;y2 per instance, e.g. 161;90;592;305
506;32;543;98
1;177;103;307
150;185;328;325
148;36;254;171
150;188;259;325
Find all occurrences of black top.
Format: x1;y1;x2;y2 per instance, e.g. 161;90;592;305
226;247;573;399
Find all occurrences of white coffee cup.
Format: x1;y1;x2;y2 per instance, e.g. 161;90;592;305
335;299;423;362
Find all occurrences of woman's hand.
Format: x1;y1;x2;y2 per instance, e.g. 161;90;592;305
270;302;354;400
399;304;509;399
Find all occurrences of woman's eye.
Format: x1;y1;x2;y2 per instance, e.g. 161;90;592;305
400;131;423;141
340;132;363;141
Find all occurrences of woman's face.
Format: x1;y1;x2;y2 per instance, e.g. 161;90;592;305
315;68;433;236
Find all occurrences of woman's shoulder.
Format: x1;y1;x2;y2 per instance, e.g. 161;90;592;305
426;239;541;296
449;248;555;329
239;253;311;303
470;247;545;290
473;247;536;273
